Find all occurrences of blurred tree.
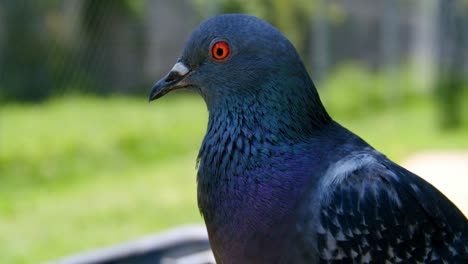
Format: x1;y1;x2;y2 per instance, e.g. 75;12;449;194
0;1;53;101
143;0;195;81
312;0;329;83
80;0;144;94
436;0;467;129
381;0;400;104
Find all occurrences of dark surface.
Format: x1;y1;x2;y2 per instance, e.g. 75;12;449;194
50;226;214;264
94;241;210;264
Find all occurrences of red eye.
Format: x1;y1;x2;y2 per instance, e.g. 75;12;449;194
211;41;230;60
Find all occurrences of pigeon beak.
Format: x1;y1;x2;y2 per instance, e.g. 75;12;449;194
148;62;190;102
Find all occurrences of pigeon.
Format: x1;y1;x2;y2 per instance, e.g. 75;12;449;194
149;14;467;263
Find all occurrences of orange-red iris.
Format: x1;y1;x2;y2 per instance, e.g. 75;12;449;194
211;41;230;60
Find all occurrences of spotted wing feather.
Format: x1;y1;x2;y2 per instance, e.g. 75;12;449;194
300;157;468;263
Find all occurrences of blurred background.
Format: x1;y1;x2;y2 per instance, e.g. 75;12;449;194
1;0;467;263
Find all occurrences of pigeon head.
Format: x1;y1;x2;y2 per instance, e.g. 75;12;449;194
149;14;331;137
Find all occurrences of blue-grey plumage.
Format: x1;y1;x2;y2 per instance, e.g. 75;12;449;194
149;14;467;263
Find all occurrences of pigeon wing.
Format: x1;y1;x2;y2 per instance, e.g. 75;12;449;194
298;154;468;263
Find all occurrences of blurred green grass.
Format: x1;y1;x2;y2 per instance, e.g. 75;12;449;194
1;93;467;263
0;95;208;263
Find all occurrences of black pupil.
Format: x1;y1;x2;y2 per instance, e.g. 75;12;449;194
216;48;224;57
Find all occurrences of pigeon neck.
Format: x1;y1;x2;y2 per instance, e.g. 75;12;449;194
197;71;332;174
203;77;332;143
